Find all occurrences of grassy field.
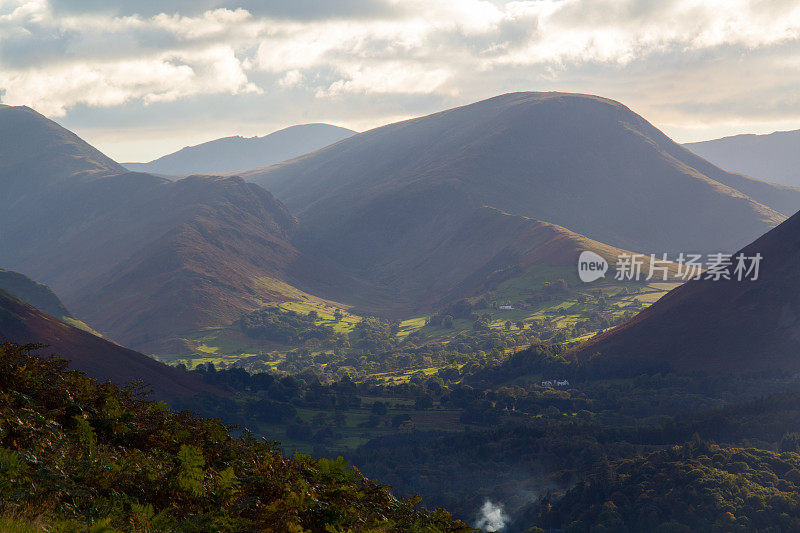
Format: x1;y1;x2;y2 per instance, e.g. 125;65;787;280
160;266;683;373
398;278;682;343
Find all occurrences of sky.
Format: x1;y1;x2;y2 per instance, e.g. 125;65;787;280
2;0;800;162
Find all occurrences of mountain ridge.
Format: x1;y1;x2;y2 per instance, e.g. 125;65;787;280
241;92;789;255
685;129;800;188
0;105;317;353
0;268;72;320
569;206;800;374
124;123;356;175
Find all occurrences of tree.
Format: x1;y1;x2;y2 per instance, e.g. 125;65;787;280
371;401;388;416
443;315;454;329
414;395;434;410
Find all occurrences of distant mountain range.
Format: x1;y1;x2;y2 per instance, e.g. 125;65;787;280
684;129;800;187
124;124;356;175
243;93;797;255
0;105;309;353
240;92;798;314
571;205;800;374
3;92;799;363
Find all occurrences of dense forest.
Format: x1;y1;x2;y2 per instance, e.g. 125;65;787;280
543;439;800;531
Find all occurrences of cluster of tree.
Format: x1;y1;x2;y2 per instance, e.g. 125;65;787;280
0;342;469;532
427;299;487;328
224;324;541;379
240;306;335;343
541;439;800;532
349;316;401;353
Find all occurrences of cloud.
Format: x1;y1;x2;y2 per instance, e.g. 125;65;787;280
0;3;261;115
2;0;800;159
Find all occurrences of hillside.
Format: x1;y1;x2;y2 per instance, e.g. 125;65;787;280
0;290;216;399
0;268;71;320
685;129;800;188
541;441;800;531
0;104;123;192
281;195;680;317
63;175;305;351
242;92;788;257
0;341;467;531
125;123;356;175
0;102;688;354
2;170;306;352
0;105;328;353
570;205;800;375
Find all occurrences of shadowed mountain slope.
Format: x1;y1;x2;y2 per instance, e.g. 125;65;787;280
237;92;789;314
0;289;217;399
0;106;306;352
685;129;800;188
124;123;356;175
570;207;800;375
242;92;787;257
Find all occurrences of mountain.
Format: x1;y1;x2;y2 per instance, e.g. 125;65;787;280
0;268;72;320
0;105;314;353
124;123;356;175
4;96;791;354
0;289;216;398
242;93;791;257
0;104;124;190
570;206;800;375
235;92;793;314
685;129;800;188
0;100;684;349
285;197;677;316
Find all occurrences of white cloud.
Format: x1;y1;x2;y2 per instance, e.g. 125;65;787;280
0;44;259;116
317;61;452;97
2;0;800;158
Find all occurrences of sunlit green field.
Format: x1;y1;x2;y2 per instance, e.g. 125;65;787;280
159;269;683;373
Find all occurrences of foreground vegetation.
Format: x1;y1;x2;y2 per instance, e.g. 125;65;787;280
544;440;800;532
0;342;469;532
10;313;800;530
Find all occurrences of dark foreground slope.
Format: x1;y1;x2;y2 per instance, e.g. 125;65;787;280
0;289;217;399
243;92;788;255
570;206;800;375
0;290;216;398
685;129;800;188
0;342;467;532
125;123;356;175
